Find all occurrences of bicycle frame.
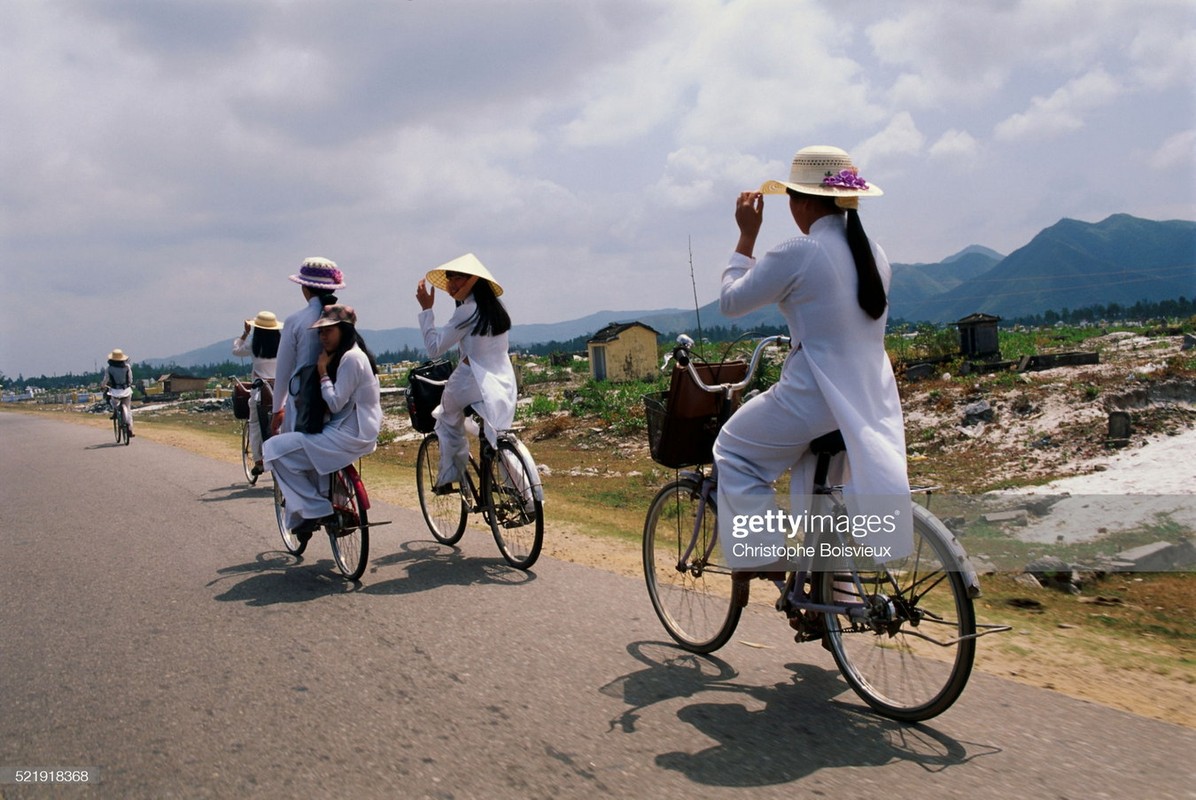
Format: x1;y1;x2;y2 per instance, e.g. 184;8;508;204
668;334;996;637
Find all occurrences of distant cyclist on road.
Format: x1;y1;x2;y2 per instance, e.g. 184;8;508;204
99;348;135;438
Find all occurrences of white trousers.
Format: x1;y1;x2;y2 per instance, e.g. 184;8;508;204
247;386;265;462
109;395;133;431
433;368;484;486
270;447;332;531
712;385;837;568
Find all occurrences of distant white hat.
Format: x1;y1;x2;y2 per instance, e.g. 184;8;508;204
759;145;883;200
289;257;346;290
425;253;504;297
246;310;283;330
107;349;129;362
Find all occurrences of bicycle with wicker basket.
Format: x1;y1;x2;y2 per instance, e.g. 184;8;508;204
405;361;545;570
641;334;1008;721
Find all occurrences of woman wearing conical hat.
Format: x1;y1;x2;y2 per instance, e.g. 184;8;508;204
416;253;517;492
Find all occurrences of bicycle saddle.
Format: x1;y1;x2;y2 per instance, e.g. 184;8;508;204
810;429;845;455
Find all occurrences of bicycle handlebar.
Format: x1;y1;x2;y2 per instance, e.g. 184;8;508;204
665;334;791;397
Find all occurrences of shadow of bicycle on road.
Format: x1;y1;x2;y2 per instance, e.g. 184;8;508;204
207;550;364;606
361;540;535;594
200;482;275;502
601;641;1000;787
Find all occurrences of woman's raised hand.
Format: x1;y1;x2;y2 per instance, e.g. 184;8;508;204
734;191;764;258
416;279;435;310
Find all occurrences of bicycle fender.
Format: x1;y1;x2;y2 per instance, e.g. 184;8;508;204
507;438;544;502
912;503;981;597
342;464;371;511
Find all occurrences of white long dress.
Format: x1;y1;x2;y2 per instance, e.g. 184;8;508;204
713;214;912;567
232;332;277;462
263;346;381;529
418;299;517;485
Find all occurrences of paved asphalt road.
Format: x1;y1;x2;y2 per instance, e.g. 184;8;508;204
2;412;1193;799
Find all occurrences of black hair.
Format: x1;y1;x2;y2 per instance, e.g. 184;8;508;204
787;189;887;320
251;327;281;359
107;359;127;368
325;321;379;383
456;279;511;336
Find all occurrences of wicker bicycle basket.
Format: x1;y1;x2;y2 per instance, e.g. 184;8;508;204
643;360;748;469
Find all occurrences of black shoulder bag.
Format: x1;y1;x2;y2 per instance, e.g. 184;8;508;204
288;364;328;434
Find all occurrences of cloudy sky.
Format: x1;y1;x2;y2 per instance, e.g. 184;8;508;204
3;0;1194;379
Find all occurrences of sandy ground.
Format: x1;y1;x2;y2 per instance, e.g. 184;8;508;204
998;427;1196;544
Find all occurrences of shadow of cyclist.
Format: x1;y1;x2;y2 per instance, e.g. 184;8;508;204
603;642;996;786
363;540;535;595
200;482;275;502
208;551;363;606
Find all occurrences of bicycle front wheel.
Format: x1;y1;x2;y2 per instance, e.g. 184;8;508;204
819;503;976;721
241;422;254;481
416;434;467;544
642;478;744;654
274;481;307;556
327;469;369;581
112;413;120;443
483;439;544;569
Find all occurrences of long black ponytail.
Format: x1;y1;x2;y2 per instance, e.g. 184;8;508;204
845;208;886;320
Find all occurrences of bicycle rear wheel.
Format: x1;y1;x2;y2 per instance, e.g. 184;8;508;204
121;418;130;445
416;433;467;544
483;439;543;569
819;503;976;721
274;481;307;555
241;422;254;481
642;478;744;653
327;469;369;581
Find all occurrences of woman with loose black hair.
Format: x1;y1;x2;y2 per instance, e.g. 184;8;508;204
416;253;517;492
713;145;912;573
233;311;284;477
263;304;381;537
323;319;379;382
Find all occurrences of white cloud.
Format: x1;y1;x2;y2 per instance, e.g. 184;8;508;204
853;113;925;167
994;68;1122;141
1147;129;1196;172
929;129;980;162
2;0;1195;378
647;147;780;210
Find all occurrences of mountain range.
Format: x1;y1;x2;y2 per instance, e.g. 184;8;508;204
147;214;1194;369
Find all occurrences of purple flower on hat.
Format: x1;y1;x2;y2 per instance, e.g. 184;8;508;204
821;169;870;190
290;256;346;289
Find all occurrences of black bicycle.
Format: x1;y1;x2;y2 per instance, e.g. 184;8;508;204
108;388;132;446
411;375;544;569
